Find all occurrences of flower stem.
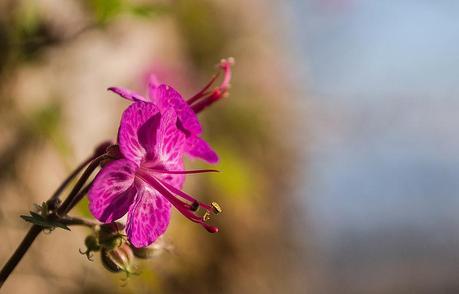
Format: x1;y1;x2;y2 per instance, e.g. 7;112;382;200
48;156;93;203
61;215;99;228
0;147;109;289
57;154;107;216
50;141;111;203
0;225;42;288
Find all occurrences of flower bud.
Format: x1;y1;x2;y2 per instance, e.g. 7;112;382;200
85;235;100;252
98;222;125;250
79;235;100;260
101;244;134;274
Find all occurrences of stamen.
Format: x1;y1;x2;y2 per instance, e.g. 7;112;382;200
190;201;200;212
157;178;213;211
150;169;219;175
211;202;222;214
188;57;234;113
203;211;211;222
186;72;220;105
136;172;219;233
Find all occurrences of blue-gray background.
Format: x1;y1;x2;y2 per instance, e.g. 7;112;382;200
288;0;459;292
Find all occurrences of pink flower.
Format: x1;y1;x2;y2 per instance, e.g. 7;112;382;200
108;58;234;164
88;102;220;248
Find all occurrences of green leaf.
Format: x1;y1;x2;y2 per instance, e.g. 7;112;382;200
51;221;71;231
20;214;54;229
20;211;70;231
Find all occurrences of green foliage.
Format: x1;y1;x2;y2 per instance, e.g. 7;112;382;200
9;2;58;61
88;0;124;24
87;0;167;25
20;202;70;231
175;0;227;68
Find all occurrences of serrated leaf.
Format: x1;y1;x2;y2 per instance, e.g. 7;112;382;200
29;211;43;219
51;221;71;231
20;213;70;231
21;215;53;229
41;202;49;215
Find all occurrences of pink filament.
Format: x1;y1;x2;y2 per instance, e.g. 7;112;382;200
187;58;234;113
136;171;218;233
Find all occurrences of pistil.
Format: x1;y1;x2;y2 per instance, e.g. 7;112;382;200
136;169;221;233
187;58;234;113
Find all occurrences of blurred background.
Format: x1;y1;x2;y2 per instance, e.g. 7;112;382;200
0;0;459;293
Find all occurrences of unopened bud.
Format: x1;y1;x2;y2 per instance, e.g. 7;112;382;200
98;222;125;250
101;244;134;273
85;235;100;252
79;235;100;261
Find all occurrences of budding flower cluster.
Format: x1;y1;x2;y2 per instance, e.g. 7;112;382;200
80;222;171;279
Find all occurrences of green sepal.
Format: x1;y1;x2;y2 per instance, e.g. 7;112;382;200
20;211;70;231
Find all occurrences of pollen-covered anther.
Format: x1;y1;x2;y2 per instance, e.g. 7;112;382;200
211;202;222;214
202;211;211;222
221;57;235;65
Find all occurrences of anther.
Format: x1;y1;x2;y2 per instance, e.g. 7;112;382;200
211;202;222;214
202;211;211;222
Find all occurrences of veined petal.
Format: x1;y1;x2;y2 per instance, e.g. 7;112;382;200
186;136;219;164
88;159;138;223
141;161;186;191
126;186;171;248
155;108;186;166
137;112;161;161
154;84;202;135
108;87;149;102
118;102;160;164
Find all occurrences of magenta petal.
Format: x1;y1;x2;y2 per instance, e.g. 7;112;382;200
186;136;219;164
163;163;185;190
147;74;160;101
108;87;149;102
137;112;161;161
154;84;202;135
118;102;160;164
126;186;171;248
88;159;138;223
155;108;186;166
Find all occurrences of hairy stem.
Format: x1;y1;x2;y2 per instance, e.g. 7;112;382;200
61;215;99;228
0;148;109;288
